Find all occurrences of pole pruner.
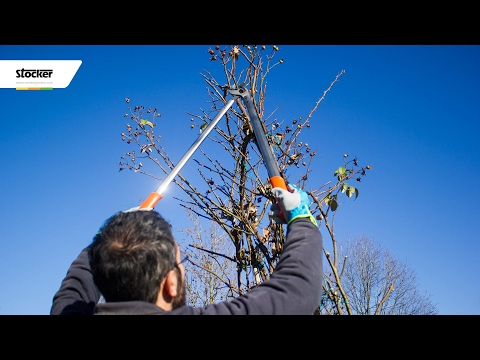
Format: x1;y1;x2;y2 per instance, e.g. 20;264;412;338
139;95;239;209
229;84;289;221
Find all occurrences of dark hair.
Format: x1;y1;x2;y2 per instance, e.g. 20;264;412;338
89;210;176;303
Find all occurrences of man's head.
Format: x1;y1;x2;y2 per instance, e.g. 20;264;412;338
89;210;186;310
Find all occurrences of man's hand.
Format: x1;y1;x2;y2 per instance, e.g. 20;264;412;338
123;206;153;213
270;183;317;227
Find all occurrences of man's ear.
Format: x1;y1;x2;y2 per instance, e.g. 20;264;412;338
163;270;178;298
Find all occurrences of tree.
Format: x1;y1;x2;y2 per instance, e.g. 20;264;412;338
320;235;438;315
180;209;236;307
118;45;375;313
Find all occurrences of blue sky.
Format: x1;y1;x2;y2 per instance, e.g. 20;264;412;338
0;45;478;315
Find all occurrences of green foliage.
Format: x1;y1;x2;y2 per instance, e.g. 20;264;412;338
334;166;346;181
324;195;338;211
140;119;154;128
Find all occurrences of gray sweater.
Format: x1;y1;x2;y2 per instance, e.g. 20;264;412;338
50;218;323;315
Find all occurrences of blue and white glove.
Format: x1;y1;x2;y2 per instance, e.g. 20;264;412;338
123;205;153;213
270;183;317;227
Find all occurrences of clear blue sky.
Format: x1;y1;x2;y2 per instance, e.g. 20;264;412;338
1;45;479;315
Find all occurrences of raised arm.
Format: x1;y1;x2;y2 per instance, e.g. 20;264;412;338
50;246;101;315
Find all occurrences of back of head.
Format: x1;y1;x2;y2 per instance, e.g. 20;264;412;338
89;210;176;303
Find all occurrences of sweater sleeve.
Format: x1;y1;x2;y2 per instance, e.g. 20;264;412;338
173;218;324;315
50;246;101;315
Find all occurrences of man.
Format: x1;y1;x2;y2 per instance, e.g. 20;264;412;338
50;183;323;315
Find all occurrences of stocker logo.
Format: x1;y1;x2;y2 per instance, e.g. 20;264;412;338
0;60;81;89
16;68;53;78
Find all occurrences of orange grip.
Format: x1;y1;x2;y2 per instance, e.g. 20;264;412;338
270;175;288;191
270;176;288;221
140;192;163;209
